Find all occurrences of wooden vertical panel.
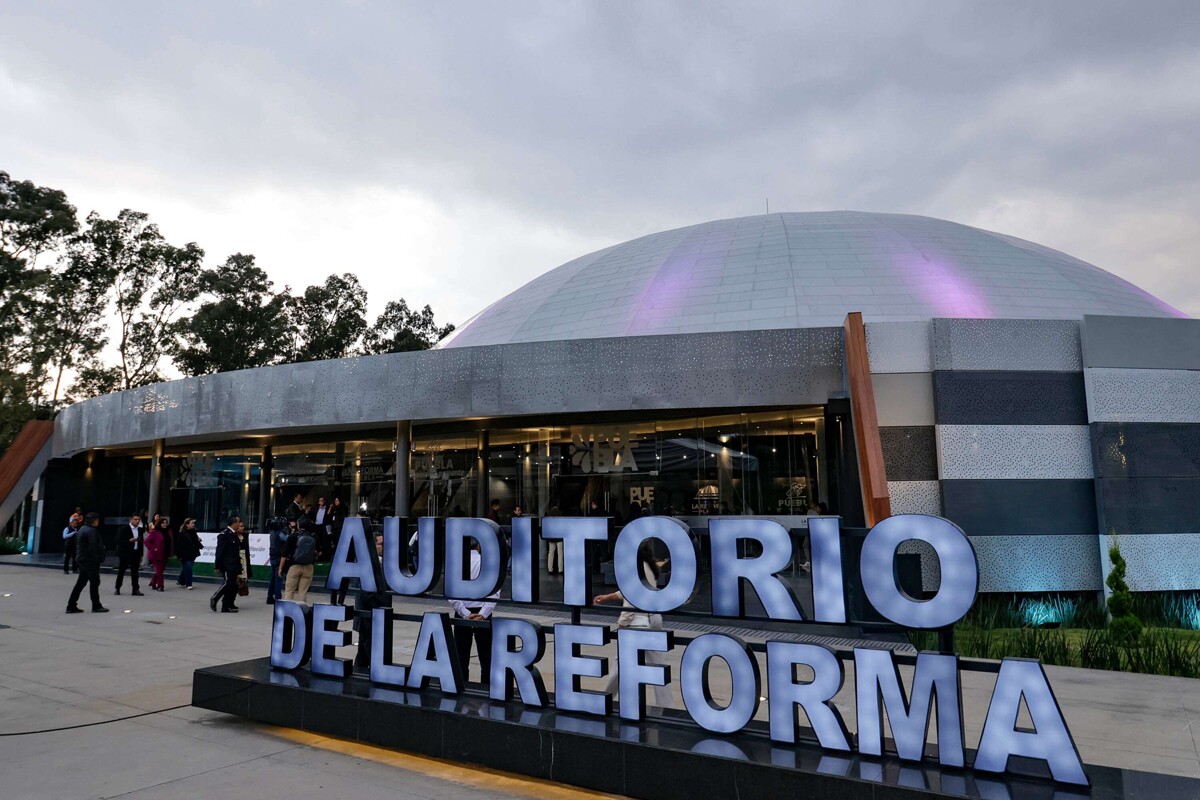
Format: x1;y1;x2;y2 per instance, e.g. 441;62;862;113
0;420;54;504
843;313;891;525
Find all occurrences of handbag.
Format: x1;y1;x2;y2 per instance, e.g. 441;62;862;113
237;577;249;596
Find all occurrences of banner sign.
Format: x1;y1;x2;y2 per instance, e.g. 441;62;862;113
268;514;1089;787
197;532;271;566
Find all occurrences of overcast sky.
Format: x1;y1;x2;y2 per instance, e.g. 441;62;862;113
2;1;1198;327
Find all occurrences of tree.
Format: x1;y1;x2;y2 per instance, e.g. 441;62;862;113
361;299;455;354
77;210;204;389
0;171;78;450
172;254;294;375
291;273;367;362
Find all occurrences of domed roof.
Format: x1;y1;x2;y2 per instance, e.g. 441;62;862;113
438;211;1183;348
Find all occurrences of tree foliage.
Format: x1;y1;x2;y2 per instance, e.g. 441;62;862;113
0;168;457;453
291;272;367;362
362;299;455;354
172;254;293;375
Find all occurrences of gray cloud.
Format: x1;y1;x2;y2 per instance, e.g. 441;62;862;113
2;0;1198;322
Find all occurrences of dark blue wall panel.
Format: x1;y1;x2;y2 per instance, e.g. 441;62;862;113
1096;478;1200;535
1092;423;1200;479
940;479;1097;535
879;426;937;481
933;370;1087;425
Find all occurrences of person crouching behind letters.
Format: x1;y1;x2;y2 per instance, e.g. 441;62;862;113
594;541;673;713
449;540;499;685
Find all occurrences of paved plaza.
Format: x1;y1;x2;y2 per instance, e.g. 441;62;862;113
4;559;1200;799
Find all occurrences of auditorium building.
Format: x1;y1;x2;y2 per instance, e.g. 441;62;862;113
7;211;1200;596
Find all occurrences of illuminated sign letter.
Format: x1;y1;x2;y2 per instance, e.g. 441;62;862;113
543;517;610;606
489;617;548;706
766;641;851;751
680;633;761;734
860;514;977;629
382;516;442;595
616;628;674;722
326;517;378;593
974;658;1089;786
854;648;965;767
709;518;802;620
369;607;407;688
614;516;696;612
311;603;352;679
444;518;505;600
407;611;462;694
270;600;312;670
510;516;541;604
807;516;846;623
553;623;612;716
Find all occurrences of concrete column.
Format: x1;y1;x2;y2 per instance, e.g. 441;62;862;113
148;439;165;519
257;445;272;532
395;421;412;517
475;430;489;516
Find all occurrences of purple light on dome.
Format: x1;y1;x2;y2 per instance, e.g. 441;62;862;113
899;253;993;318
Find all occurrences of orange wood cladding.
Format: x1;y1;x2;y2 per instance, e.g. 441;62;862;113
0;419;54;506
843;313;891;526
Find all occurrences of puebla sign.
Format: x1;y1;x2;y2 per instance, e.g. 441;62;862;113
269;514;1088;787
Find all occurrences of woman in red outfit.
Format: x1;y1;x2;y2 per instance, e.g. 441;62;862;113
144;520;169;591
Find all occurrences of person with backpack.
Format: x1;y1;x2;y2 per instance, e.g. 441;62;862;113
281;518;318;603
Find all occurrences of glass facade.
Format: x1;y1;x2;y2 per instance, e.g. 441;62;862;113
159;407;825;528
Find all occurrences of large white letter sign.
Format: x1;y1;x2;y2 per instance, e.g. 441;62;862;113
369;608;407;688
860;514;978;629
553;623;612;716
490;617;548;706
407;612;463;694
510;516;541;604
766;641;851;751
311;603;353;678
616;628;674;722
382;516;442;595
270;600;312;670
614;516;696;612
854;648;965;768
709;518;802;620
444;517;505;600
326;517;378;592
807;516;846;623
975;658;1089;786
543;517;610;606
680;633;761;734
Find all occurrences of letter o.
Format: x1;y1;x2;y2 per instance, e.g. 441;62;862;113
860;514;978;629
680;633;760;734
614;516;697;613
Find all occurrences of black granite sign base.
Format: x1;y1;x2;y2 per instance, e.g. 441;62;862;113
193;658;1190;800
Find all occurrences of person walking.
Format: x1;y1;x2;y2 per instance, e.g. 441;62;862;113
174;518;201;589
66;512;109;614
593;541;672;714
448;539;499;685
114;513;145;596
62;512;82;574
266;517;289;605
209;516;244;613
144;520;168;592
281;519;318;603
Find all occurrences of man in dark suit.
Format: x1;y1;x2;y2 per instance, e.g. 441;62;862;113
210;515;245;613
114;513;145;596
284;493;305;524
66;512;109;614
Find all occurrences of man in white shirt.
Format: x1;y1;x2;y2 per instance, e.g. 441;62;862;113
448;541;499;686
114;514;145;596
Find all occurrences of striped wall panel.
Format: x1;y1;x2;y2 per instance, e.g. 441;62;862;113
933;371;1088;425
932;319;1082;372
1084;368;1200;424
937;425;1093;480
879;426;937;481
972;535;1101;593
941;479;1097;536
1104;534;1200;592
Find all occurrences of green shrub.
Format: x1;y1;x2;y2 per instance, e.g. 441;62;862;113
0;536;25;555
1106;544;1143;643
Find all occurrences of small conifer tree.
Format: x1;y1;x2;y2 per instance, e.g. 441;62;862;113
1107;544;1143;644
